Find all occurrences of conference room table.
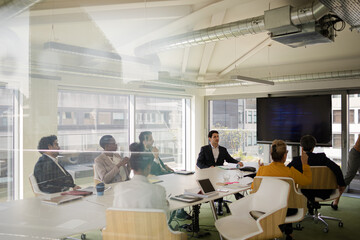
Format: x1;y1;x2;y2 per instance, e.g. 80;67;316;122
0;167;253;240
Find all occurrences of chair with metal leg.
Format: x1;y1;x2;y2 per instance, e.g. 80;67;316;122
298;166;344;233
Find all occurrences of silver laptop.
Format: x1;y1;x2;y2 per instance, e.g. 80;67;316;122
197;178;219;197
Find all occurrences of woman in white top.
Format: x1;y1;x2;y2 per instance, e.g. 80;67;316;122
113;143;169;212
94;135;130;184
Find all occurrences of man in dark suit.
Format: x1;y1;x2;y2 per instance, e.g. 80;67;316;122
197;130;244;215
34;135;80;193
197;130;243;169
287;135;346;211
139;131;174;176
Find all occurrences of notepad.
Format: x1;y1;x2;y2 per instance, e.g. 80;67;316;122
42;195;82;205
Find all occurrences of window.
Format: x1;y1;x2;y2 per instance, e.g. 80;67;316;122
135;96;185;170
333;110;341;123
350;110;355;123
57;90;129;187
209;99;265;162
0;88;15;202
333;134;341;148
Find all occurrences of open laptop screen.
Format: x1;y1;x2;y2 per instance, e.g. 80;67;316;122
198;179;216;194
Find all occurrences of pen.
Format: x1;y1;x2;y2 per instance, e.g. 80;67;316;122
168;194;172;198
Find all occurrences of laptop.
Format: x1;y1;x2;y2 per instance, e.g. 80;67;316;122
196;178;219;197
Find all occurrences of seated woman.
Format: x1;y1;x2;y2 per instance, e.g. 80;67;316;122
253;139;312;240
113;142;169;212
94;135;130;184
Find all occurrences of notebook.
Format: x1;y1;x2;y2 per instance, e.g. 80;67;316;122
174;170;195;175
41;195;82;205
170;194;202;203
196;178;219;197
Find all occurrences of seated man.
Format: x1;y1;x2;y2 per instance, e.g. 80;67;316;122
139;131;174;176
113;143;169;213
287;135;346;210
196;130;244;215
94;135;130;184
34;135;80;193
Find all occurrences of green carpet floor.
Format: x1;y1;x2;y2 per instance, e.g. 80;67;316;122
72;195;359;240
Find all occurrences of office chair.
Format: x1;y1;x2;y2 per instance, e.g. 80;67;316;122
102;208;187;240
93;164;102;185
215;177;290;240
298;166;344;233
29;173;47;196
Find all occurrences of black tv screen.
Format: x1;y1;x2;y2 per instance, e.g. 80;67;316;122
257;95;332;146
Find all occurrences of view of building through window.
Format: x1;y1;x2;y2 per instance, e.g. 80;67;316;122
56;91;186;187
135;96;185;170
0;88;14;202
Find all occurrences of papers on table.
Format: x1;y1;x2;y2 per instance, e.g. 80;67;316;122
223;177;253;189
218;163;238;170
148;176;163;184
41;195;82;205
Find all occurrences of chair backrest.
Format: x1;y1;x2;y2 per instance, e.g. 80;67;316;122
253;176;307;209
29;173;45;196
93;164;102;185
102;208;187;240
252;177;290;214
298;166;338;189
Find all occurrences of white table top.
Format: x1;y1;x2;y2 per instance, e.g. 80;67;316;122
0;167;252;239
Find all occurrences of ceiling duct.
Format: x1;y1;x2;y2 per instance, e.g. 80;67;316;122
135;0;330;56
135;15;266;56
319;0;360;32
0;0;42;22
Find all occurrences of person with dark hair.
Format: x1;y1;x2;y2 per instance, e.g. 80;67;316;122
253;139;312;240
139;131;174;176
113;143;169;212
196;130;244;215
34;135;80;193
287;135;346;209
196;130;243;169
94;135;130;184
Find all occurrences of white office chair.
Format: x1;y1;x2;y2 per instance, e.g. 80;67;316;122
215;177;290;240
253;176;307;225
29;173;47;196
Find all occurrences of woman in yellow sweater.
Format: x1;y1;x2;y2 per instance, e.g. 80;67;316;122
253;140;312;240
254;139;312;186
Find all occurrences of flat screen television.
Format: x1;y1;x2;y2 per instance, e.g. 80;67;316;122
256;95;332;146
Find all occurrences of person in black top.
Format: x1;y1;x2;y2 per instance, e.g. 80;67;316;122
34;135;80;193
287;135;346;210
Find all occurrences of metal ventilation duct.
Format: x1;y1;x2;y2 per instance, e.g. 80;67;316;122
319;0;360;31
0;0;42;22
135;16;266;56
135;0;329;56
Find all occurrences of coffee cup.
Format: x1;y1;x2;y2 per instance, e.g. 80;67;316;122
96;182;105;196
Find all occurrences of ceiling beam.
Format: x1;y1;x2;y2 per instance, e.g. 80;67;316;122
219;36;272;76
198;10;226;81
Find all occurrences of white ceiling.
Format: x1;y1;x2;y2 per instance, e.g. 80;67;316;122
24;0;360;88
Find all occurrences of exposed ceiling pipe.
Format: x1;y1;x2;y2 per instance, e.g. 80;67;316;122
135;15;265;56
0;0;42;22
204;69;360;88
135;0;329;56
291;0;329;25
151;69;360;88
